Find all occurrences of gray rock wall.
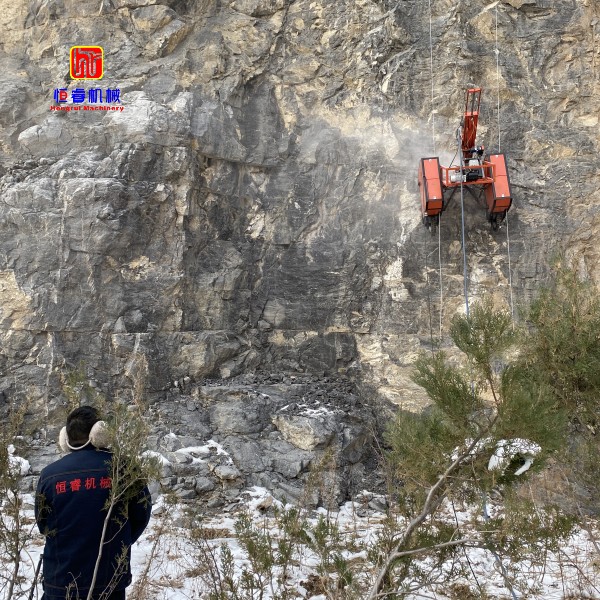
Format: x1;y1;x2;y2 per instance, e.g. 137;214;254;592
0;0;598;421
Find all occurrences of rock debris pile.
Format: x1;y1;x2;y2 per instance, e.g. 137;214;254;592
23;374;380;510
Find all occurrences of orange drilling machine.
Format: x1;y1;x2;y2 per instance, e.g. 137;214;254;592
418;87;512;231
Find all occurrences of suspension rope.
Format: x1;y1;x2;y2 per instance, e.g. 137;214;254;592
428;0;436;154
428;0;443;342
458;130;470;317
424;232;436;354
451;499;484;594
488;13;518;598
506;211;515;320
422;10;438;354
495;6;501;152
438;213;443;339
495;3;515;321
483;493;519;600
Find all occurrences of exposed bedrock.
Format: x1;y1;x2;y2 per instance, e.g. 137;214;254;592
0;0;599;496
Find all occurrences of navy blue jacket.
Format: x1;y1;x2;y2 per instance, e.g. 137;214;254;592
35;446;152;599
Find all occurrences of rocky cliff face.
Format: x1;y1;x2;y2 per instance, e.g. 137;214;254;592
0;0;599;495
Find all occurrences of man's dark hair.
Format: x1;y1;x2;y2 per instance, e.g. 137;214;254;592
66;406;100;445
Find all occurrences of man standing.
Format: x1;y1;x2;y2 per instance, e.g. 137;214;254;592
35;406;152;600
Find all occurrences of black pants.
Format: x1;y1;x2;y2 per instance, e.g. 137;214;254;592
42;591;126;600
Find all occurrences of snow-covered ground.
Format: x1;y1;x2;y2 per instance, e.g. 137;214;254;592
6;485;600;600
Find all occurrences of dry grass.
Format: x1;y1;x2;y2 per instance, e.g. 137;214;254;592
190;526;231;540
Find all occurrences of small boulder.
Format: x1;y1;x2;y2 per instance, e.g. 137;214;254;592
195;477;216;494
271;414;337;451
213;465;242;481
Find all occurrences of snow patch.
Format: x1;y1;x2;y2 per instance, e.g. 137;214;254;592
141;450;171;466
7;445;30;476
488;438;541;476
452;437;541;476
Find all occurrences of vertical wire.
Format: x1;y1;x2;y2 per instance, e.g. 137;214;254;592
491;13;517;597
458;132;470;317
428;0;436;155
496;6;501;152
482;493;519;600
438;213;443;340
428;0;443;342
506;211;515;321
425;231;435;355
496;4;515;321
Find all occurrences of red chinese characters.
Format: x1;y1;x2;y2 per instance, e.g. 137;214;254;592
54;476;111;494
